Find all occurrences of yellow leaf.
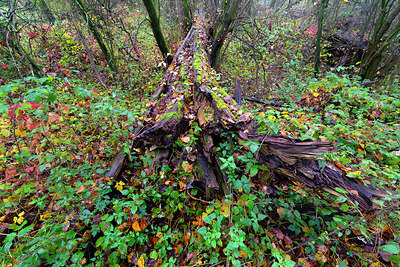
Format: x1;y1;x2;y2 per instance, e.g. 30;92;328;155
132;220;141;231
156;232;163;238
315;251;327;263
239;250;248;258
258;112;265;118
220;204;230;217
1;129;9;137
13;216;24;224
277;207;284;217
302;225;311;233
359;142;364;149
115;181;125;192
40;212;52;221
137;256;145;267
15;128;27;137
268;115;276;121
313;92;319;97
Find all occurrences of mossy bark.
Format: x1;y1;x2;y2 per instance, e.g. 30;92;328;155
209;0;241;69
142;0;173;64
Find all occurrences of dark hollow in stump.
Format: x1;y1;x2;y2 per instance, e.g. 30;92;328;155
122;15;384;212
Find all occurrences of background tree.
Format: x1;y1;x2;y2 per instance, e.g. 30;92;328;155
359;0;400;80
314;0;329;76
142;0;173;64
69;0;118;74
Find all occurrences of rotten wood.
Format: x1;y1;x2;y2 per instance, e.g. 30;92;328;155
117;14;386;210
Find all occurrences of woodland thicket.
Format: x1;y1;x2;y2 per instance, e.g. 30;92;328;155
1;0;400;266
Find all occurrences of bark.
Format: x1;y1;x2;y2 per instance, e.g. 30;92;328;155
209;0;241;68
119;14;385;212
38;0;56;24
142;0;173;64
314;0;328;76
71;0;117;74
360;0;400;80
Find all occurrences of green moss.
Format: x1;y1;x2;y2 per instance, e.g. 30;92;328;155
216;87;229;98
210;90;228;109
203;106;214;122
162;109;181;121
162;112;177;120
194;56;203;83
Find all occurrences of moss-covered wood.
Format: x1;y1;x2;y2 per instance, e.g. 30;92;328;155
121;14;385;211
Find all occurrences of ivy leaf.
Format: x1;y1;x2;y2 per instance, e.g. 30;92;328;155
381;242;400;254
250;165;259;177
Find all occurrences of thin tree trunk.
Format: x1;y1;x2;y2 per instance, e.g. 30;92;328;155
72;22;108;88
142;0;172;64
38;0;55;24
210;0;241;68
360;0;400;80
314;0;328;77
71;0;118;74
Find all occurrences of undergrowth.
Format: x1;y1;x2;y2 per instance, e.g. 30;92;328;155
1;5;400;267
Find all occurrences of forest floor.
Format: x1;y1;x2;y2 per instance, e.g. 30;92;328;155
1;7;400;267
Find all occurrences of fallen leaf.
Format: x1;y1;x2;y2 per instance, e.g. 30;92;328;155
277;207;284;217
15;128;27;137
5;167;18;179
140;219;147;230
26;167;35;173
137;256;145;267
219;204;230;217
26;117;39;131
76;186;86;194
182;161;193;173
48;113;61;123
182;234;190;245
315;251;327;263
118;223;130;232
132;220;141;231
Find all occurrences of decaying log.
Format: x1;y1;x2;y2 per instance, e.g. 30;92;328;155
120;15;385;211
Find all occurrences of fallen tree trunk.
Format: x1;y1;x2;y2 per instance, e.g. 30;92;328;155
121;15;384;211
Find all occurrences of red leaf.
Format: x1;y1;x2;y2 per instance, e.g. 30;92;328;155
28;102;42;110
48;113;60;123
26;166;35;173
5;167;18;179
26;117;39;131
